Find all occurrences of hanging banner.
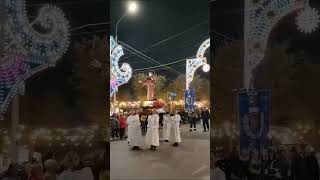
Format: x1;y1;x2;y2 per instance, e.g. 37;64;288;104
238;90;270;160
185;90;195;112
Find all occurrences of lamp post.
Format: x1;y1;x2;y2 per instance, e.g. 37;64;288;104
113;1;138;106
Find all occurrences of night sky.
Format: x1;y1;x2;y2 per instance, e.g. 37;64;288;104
212;0;320;56
111;0;210;80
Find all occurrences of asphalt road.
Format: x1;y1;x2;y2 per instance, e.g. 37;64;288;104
110;124;210;180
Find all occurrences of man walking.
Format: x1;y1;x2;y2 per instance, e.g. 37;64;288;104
201;107;210;132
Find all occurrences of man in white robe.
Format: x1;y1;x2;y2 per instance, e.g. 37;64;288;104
162;112;170;142
169;110;181;146
127;110;143;150
145;110;160;151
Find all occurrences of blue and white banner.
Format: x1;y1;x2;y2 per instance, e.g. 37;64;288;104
184;90;195;112
238;90;270;160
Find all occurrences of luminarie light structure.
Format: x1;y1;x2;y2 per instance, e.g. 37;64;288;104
110;36;132;97
0;0;70;115
186;38;210;90
244;0;319;89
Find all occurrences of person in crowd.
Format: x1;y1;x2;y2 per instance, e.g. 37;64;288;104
305;145;319;180
43;159;58;180
110;113;119;140
98;151;109;180
290;146;308;180
169;110;181;146
247;151;261;180
189;112;197;132
1;164;19;180
226;146;243;180
127;110;144;150
118;113;127;140
123;112;129;138
201;107;210;132
143;112;149;133
58;151;94;180
162;112;171;142
29;163;44;180
158;112;164;130
268;151;290;180
145;109;160;151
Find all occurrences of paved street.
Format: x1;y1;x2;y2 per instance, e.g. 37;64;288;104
110;124;210;180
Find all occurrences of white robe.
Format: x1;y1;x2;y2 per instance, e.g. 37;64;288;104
145;114;160;146
168;114;181;143
127;114;143;147
162;115;171;140
58;167;94;180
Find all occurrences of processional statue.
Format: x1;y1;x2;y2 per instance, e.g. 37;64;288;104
139;72;156;101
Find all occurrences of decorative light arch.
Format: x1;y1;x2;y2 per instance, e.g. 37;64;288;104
110;36;132;97
0;0;70;115
186;38;210;90
244;0;320;89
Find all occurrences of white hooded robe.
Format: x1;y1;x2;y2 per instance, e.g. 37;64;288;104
168;114;181;143
127;114;143;147
162;114;171;141
145;114;160;146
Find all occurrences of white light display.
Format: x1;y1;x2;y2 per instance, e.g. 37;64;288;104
110;36;132;97
296;4;320;34
245;0;319;88
186;38;210;90
0;0;70;115
202;64;210;72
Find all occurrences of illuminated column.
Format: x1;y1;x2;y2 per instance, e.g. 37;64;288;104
244;0;319;89
185;38;210;111
110;36;132;98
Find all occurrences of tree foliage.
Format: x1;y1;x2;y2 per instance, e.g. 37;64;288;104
165;74;210;101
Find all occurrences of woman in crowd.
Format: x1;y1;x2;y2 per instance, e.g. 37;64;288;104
118;113;127;140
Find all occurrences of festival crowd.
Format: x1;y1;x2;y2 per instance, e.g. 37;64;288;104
0;149;108;180
211;144;320;180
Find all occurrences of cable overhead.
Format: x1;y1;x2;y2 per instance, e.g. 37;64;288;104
121;20;209;60
71;22;109;32
121;46;182;75
119;41;182;75
133;57;194;72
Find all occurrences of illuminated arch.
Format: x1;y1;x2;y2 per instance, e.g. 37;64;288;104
186;38;210;90
245;0;319;88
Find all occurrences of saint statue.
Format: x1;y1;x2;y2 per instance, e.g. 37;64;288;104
139;72;156;101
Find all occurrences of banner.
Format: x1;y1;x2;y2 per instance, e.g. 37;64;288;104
184;89;195;112
238;90;270;160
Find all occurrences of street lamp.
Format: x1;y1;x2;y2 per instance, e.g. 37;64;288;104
115;1;139;42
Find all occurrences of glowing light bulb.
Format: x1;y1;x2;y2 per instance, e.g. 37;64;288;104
202;64;210;72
